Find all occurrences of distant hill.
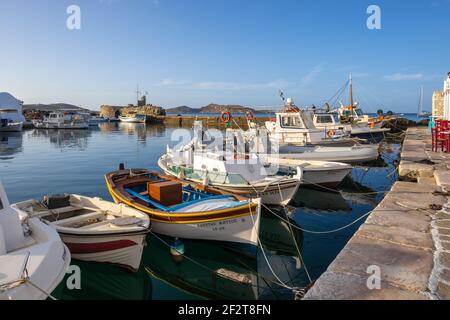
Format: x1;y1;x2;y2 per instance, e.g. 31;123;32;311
166;106;196;114
166;104;273;115
23;103;89;112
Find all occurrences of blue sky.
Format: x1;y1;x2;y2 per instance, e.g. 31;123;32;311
0;0;449;112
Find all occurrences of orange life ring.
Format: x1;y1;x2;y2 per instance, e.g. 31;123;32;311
245;111;254;121
220;111;232;123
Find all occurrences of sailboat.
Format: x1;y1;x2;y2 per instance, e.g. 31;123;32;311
417;85;431;118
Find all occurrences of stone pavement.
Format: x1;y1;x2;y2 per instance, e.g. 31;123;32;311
304;127;450;300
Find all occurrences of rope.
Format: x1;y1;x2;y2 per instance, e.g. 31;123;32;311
263;203;374;234
147;230;292;293
247;202;295;291
276;183;312;284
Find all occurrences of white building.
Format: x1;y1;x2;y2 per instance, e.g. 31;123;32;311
0;92;25;123
444;73;450;120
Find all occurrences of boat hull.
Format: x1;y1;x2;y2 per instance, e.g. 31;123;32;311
33;122;89;130
150;211;260;246
205;181;299;206
60;232;146;272
0;123;23;132
276;146;379;164
267;158;352;187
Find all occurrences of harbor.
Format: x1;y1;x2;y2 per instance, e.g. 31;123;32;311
2;0;450;306
1;119;403;300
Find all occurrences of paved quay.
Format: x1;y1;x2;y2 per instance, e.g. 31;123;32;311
304;127;450;300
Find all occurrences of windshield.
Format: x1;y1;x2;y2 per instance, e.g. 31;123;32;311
355;109;364;116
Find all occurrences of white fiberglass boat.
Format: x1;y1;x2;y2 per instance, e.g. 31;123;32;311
0;182;70;300
88;116;109;126
119;113;147;123
275;144;379;164
158;147;302;206
0;109;23;132
268;158;352;187
12;194;151;272
33;111;89;130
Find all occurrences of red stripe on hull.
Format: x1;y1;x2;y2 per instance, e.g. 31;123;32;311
66;240;137;254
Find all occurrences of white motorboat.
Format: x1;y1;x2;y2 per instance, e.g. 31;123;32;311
88;116;109;126
33;111;89;130
228;122;379;164
12;194;151;272
267;158;352;187
274;144;379;164
310;111;389;137
0;109;23;132
264;99;352;145
158;147;302;206
0;182;70;300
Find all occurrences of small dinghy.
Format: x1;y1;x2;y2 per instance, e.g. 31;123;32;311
105;168;261;247
12;194;150;272
1;182;70;300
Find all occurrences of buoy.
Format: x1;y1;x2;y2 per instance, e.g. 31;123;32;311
170;238;185;263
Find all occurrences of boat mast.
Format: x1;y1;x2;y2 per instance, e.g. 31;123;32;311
349;74;354;117
418;85;423;116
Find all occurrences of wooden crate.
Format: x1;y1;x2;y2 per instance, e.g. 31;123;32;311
148;181;182;207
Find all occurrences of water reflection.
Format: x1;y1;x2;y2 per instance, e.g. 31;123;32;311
142;209;305;300
117;123;167;143
55;260;153;300
30;129;91;151
0;132;23;159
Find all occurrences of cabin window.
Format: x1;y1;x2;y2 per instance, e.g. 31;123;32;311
280;115;303;128
50;114;57;118
355;109;364;116
315;115;333;124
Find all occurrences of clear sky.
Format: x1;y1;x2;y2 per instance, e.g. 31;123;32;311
0;0;449;112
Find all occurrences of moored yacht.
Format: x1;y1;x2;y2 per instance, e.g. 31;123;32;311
33;110;89;129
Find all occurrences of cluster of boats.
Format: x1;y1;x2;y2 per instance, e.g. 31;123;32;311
30;110;148;130
1;81;396;299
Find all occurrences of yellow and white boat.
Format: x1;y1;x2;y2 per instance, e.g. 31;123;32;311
105;168;261;247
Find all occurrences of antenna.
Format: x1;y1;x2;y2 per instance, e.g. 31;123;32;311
135;84;141;106
278;90;285;102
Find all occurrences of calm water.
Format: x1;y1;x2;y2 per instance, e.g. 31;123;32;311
0;123;400;300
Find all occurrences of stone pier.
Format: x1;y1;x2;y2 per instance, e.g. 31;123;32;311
304;127;450;300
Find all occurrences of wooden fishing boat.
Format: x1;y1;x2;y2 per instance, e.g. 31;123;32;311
12;194;150;272
105;168;261;247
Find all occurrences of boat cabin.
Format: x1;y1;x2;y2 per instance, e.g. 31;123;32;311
265;109;329;145
311;112;352;133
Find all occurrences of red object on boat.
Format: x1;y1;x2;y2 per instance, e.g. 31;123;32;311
66;240;137;254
